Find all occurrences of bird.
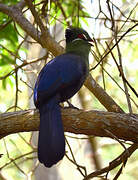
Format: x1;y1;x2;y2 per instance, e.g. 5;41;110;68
33;27;93;168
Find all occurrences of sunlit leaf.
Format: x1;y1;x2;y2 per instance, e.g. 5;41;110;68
0;23;18;46
0;54;15;66
0;0;20;5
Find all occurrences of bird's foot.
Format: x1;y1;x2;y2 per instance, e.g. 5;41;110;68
64;100;79;110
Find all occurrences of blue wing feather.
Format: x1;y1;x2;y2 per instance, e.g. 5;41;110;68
34;53;85;106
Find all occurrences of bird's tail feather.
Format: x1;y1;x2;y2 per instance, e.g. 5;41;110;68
38;95;65;167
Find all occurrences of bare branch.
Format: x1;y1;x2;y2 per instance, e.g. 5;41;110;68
0;109;138;143
83;143;138;180
0;2;64;56
24;0;46;34
91;23;138;70
84;74;124;113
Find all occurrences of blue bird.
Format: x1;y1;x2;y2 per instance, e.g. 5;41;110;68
34;27;93;167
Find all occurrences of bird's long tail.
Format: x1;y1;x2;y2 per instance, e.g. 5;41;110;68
38;95;65;167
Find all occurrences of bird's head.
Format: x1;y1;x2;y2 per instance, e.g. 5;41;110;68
65;27;93;46
65;27;93;58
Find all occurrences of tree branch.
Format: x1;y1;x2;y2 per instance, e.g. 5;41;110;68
0;2;64;56
0;109;138;143
83;143;138;180
84;74;124;113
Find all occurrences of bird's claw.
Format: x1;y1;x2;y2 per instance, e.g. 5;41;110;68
65;100;79;110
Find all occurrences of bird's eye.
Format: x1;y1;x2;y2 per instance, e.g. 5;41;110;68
77;34;87;40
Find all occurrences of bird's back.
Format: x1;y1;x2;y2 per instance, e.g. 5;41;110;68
34;53;89;106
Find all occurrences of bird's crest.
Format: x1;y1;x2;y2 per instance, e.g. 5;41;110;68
65;27;93;44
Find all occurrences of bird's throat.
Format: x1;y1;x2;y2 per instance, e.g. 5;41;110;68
66;42;90;60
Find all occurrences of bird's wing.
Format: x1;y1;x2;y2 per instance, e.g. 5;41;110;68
34;54;84;106
34;59;62;106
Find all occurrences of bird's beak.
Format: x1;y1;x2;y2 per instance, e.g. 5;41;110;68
88;38;94;46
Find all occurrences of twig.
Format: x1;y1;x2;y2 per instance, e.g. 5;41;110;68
0;55;47;80
90;23;138;70
104;129;127;151
0;150;36;170
83;143;138;180
105;42;138;98
112;159;127;180
65;137;87;177
24;0;46;35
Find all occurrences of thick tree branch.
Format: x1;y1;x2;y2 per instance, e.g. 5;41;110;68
0;109;138;143
0;2;64;56
24;0;46;34
0;3;40;42
85;74;124;113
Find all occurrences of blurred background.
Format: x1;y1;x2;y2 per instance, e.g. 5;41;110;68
0;0;138;179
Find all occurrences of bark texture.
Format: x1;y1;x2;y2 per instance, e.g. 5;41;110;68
0;109;138;143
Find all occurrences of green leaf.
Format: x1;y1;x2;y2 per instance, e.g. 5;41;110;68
2;78;6;89
0;12;9;24
1;76;14;90
0;22;18;46
0;54;15;66
0;0;20;5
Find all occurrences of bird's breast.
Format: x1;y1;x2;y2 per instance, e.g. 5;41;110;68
59;60;88;102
